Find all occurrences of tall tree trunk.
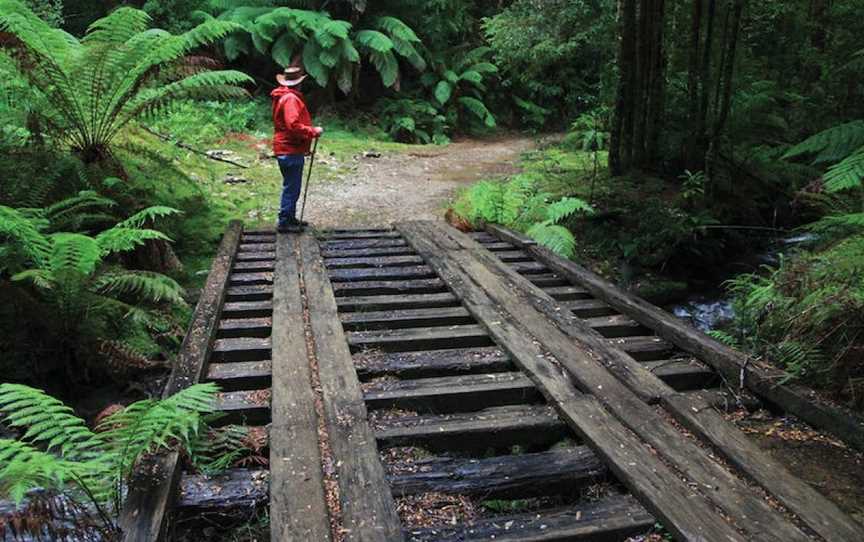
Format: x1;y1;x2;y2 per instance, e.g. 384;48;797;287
610;0;637;176
705;0;745;196
686;0;703;169
697;0;717;160
645;0;666;166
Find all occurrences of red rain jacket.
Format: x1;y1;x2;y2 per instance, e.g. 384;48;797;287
271;86;316;155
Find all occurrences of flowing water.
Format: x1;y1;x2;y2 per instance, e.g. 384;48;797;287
670;233;818;332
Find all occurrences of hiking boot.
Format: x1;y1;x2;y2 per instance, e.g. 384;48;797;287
276;222;302;234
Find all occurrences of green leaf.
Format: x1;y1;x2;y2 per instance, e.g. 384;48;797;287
434;81;452;105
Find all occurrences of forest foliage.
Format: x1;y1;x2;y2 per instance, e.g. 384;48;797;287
2;0;864;534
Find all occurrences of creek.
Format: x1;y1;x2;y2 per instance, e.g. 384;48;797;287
670;233;818;332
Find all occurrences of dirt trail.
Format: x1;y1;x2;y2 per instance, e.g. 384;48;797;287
303;135;536;228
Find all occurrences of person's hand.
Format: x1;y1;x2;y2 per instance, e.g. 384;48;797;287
313;126;324;138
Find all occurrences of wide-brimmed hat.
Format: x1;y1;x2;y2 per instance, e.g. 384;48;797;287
276;65;308;87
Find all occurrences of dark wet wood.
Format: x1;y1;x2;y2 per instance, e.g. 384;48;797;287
321;238;408;250
121;221;244;542
270;233;332;542
364;371;539;413
177;469;269;512
584;314;651;338
541;285;592;300
226;284;273;301
331;278;447;297
375;405;568;453
213;389;271;425
221;300;273;318
609;335;675;361
211;337;271;362
559;299;618;318
229;272;274;286
234;260;276;272
340;306;474;330
347;325;493;353
401;221;801;542
327;265;436;282
404;496;653;542
389;446;607;499
354;347;513;380
324;255;425;268
642;359;718;391
217;317;271;339
506;228;864;452
299;234;403;541
336;292;459;312
205;360;272;391
321;246;417;258
235;251;276;262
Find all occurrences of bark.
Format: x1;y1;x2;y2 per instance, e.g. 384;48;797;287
610;0;637;176
686;0;703;169
645;0;666;165
705;0;745;193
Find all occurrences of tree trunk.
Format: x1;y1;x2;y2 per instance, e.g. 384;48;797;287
610;0;637;176
705;0;745;195
685;0;703;169
644;0;666;166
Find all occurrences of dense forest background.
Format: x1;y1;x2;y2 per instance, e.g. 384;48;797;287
1;0;863;537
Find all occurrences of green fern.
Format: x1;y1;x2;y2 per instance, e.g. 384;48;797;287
707;330;739;348
0;1;252;160
526;223;577;258
783;120;864;165
0;382;219;529
823;146;864;193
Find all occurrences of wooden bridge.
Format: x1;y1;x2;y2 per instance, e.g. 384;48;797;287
120;221;864;541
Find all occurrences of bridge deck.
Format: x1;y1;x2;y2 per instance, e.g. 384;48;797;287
120;221;864;542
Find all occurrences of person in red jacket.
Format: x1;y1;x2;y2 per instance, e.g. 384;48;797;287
272;64;323;233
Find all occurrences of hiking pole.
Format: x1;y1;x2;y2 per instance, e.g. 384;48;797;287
299;137;319;225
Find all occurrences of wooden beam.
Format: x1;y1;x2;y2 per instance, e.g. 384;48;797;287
500;226;864;453
400;221;803;542
120;221;243;542
270;233;332;542
299;234;403;541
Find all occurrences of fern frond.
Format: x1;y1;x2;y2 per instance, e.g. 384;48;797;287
783;120;864;165
98;383;219;476
116;206;182;229
823;145;864;192
0;205;51;268
94;270;186;306
526;223;576;258
46;233;102;277
95;227;171;255
707;330;739;347
458;96;496;127
0;439;98;504
545;197;593;223
0;384;103;460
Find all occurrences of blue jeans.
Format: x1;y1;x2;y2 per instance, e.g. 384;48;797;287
277;154;305;225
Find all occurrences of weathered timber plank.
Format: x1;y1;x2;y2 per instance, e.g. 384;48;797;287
221;300;273;318
492;249;533;262
336;292;458;312
525;274;571;287
211;337;271;362
559;299;618;318
229;271;274;286
388;446;607;499
213;389;271;425
217;317;271;338
205;361;272;391
321;238;408;250
541;285;592;300
363;371;538;412
332;278;447;297
327;265;436;282
375;405;568;453
340;306;473;330
439;223;821;541
322;230;401;239
233;260;276;272
226;284;273;301
299;234;403;541
120;221;243;542
609;336;675;361
665;392;864;541
235;251;276;262
239;243;275;252
484;224;538;247
400;222;801;542
403;496;653;542
642;359;718;391
321;246;417;258
347;325;492;353
354;347;512;379
177;469;269;512
512;230;864;452
270;233;332;542
584;314;651;338
508;261;549;274
324;255;425;268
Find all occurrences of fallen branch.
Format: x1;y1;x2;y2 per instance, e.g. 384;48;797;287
140;125;249;169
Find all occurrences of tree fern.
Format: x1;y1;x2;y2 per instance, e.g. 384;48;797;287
0;1;252;161
783;120;864;165
823;145;864;193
